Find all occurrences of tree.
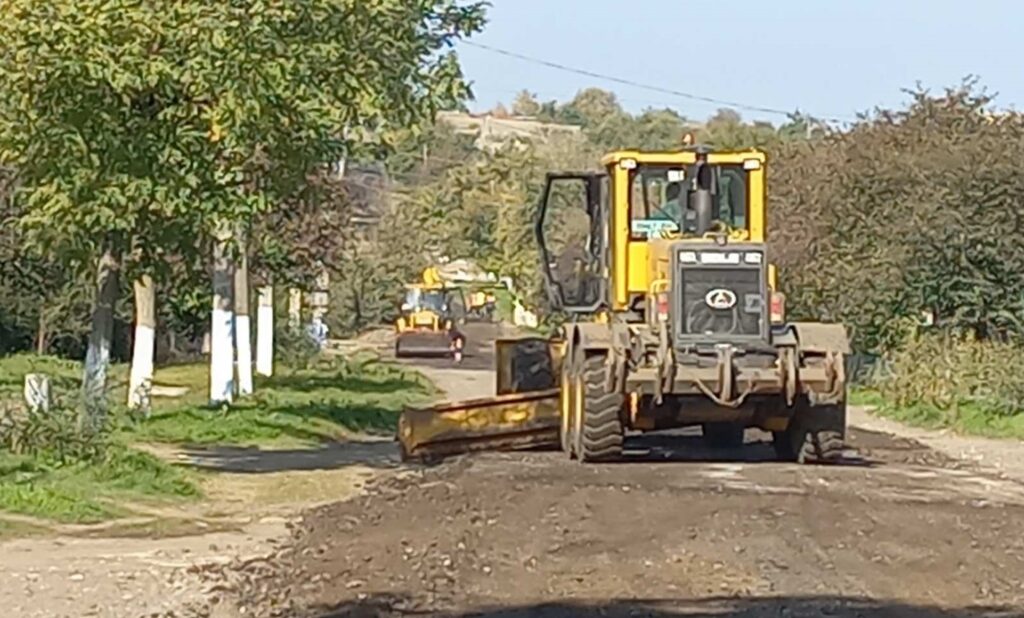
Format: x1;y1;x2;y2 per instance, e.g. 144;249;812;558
635;108;691;150
0;1;486;417
701;108;783;149
564;88;624;126
512;90;541;117
772;80;1024;351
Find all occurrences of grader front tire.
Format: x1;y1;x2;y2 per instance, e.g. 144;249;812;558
578;354;624;463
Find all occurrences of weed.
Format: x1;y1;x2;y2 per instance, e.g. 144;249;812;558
865;332;1024;438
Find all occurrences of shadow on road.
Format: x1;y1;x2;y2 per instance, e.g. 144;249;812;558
608;430;875;467
175;439;401;474
313;595;1018;618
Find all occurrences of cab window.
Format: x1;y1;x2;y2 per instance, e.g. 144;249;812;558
629;163;749;239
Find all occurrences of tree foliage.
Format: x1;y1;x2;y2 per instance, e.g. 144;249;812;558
0;0;485;277
0;0;485;365
772;80;1024;351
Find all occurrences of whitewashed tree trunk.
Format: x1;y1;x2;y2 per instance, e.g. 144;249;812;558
312;265;330;323
256;285;274;377
81;247;120;430
234;240;253;396
209;230;234;405
128;275;156;411
288;288;302;330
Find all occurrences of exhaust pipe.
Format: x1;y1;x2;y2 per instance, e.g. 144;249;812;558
687;148;716;236
691;183;713;236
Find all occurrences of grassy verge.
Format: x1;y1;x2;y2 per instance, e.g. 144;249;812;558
852;335;1024;441
0;353;106;402
853;387;1024;440
128;355;435;447
0;350;435;526
0;447;199;524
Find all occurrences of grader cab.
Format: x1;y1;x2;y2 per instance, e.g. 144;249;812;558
398;143;849;464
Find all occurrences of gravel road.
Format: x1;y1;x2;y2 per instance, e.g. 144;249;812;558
222;323;1024;617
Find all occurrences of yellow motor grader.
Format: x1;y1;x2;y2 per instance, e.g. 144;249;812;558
394;267;465;359
398;142;849;464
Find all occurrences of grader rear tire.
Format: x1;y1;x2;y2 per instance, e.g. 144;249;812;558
577;354;624;462
773;402;846;464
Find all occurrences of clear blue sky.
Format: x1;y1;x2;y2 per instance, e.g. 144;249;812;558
455;0;1021;126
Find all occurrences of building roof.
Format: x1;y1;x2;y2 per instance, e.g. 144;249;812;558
436;111;581;151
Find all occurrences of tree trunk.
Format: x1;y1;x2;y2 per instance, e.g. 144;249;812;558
209;230;234;405
288;288;302;330
256;285;274;377
127;275;156;411
234;236;253;396
35;312;47;355
81;247;120;431
312;265;329;323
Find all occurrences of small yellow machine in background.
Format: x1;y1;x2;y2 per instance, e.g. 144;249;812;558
394;268;465;358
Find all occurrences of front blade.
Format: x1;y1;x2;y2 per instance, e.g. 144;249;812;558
397;389;560;462
396;331;452;357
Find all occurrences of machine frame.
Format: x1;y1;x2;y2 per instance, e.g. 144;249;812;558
537;145;849;463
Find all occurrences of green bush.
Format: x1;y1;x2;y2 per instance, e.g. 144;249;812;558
869;333;1024;424
273;322;322;370
0;402;110;464
773;81;1024;354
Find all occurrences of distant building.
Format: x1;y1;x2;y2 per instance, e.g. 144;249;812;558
436;111;582;152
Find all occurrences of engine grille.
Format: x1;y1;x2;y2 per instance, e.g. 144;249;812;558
677;267;764;339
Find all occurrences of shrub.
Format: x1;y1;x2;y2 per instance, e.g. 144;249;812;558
869;333;1024;421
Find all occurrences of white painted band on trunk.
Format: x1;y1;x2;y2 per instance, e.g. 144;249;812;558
256;302;274;377
210;307;234;403
128;324;156;408
236;315;254;395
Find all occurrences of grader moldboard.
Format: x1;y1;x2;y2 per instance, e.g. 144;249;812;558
397;142;850;464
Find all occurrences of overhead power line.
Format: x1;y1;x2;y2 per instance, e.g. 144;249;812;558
462;40;850;124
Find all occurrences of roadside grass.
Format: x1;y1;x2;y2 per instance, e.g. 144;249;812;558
852;335;1024;441
0;353;102;402
0;349;433;526
0;353;206;411
128;354;436;447
1;350;432;448
0;447;199;524
853;387;1024;440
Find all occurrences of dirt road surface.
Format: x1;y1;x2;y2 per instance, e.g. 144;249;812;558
4;323;1024;617
211;322;1024;618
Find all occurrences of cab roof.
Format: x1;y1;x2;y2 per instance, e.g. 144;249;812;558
600;148;767;167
